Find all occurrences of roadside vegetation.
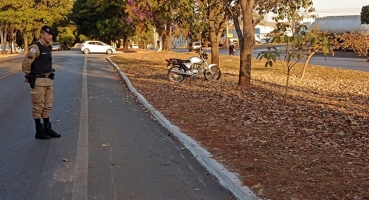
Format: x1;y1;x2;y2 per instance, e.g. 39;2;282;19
109;50;369;200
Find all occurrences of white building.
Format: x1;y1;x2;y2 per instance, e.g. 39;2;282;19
254;25;275;42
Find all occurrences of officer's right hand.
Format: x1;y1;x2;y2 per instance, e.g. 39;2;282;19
49;72;55;80
24;74;29;83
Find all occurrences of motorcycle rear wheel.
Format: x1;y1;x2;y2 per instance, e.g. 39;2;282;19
168;66;185;82
204;66;221;81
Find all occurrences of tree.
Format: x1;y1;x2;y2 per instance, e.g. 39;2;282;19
223;0;315;87
257;23;333;102
56;27;75;49
0;0;73;52
187;11;204;45
299;28;335;79
126;0;163;50
0;0;34;53
70;0;102;40
32;0;73;45
171;23;183;49
335;31;369;56
361;5;369;24
0;0;18;54
259;23;368;82
195;0;228;66
70;0;137;48
126;0;196;51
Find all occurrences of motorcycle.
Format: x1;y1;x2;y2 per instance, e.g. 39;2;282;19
166;51;221;82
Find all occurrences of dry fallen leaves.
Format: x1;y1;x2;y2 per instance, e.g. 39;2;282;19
109;49;369;200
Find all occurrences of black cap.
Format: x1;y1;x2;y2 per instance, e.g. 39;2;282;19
41;25;54;36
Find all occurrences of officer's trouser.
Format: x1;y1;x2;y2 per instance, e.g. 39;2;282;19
31;84;53;119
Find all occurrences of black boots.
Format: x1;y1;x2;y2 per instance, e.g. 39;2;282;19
44;122;61;138
35;122;61;139
35;124;50;139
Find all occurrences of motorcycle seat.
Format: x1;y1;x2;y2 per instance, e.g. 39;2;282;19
170;58;190;64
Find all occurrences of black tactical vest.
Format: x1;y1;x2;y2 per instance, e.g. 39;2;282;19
31;41;52;73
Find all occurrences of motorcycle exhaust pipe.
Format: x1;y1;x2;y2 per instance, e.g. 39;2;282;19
170;69;188;75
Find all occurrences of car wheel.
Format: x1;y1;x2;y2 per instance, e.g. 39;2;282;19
83;49;90;54
106;49;113;54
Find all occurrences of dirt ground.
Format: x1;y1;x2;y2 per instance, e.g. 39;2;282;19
109;49;369;200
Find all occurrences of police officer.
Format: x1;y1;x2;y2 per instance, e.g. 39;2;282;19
22;25;61;139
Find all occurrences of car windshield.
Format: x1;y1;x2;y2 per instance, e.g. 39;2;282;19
53;42;60;45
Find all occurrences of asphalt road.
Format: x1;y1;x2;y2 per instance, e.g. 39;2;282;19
253;47;369;72
0;51;235;200
171;46;369;73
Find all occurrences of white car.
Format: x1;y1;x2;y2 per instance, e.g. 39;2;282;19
81;41;116;54
189;42;201;52
51;42;62;51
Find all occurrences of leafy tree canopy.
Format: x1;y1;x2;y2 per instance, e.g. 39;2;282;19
361;5;369;24
69;0;101;39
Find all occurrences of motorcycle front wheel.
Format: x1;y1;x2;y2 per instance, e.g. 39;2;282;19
168;66;185;82
204;66;221;81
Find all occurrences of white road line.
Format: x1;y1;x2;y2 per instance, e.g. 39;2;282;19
72;55;89;200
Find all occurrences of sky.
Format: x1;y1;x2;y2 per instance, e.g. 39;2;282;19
312;0;369;17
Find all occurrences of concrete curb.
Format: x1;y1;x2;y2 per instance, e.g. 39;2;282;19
106;57;260;200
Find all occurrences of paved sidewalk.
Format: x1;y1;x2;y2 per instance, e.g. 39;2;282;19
106;57;260;200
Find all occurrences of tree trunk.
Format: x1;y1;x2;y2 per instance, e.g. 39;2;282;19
238;0;254;87
207;0;227;66
23;30;29;52
239;53;252;87
173;36;177;49
211;39;220;64
0;22;5;54
301;52;315;79
162;28;171;51
9;32;17;53
209;19;220;65
209;18;223;65
123;36;129;49
2;29;8;54
284;68;291;103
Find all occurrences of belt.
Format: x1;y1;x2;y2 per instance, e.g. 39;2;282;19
35;74;47;78
35;73;52;78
